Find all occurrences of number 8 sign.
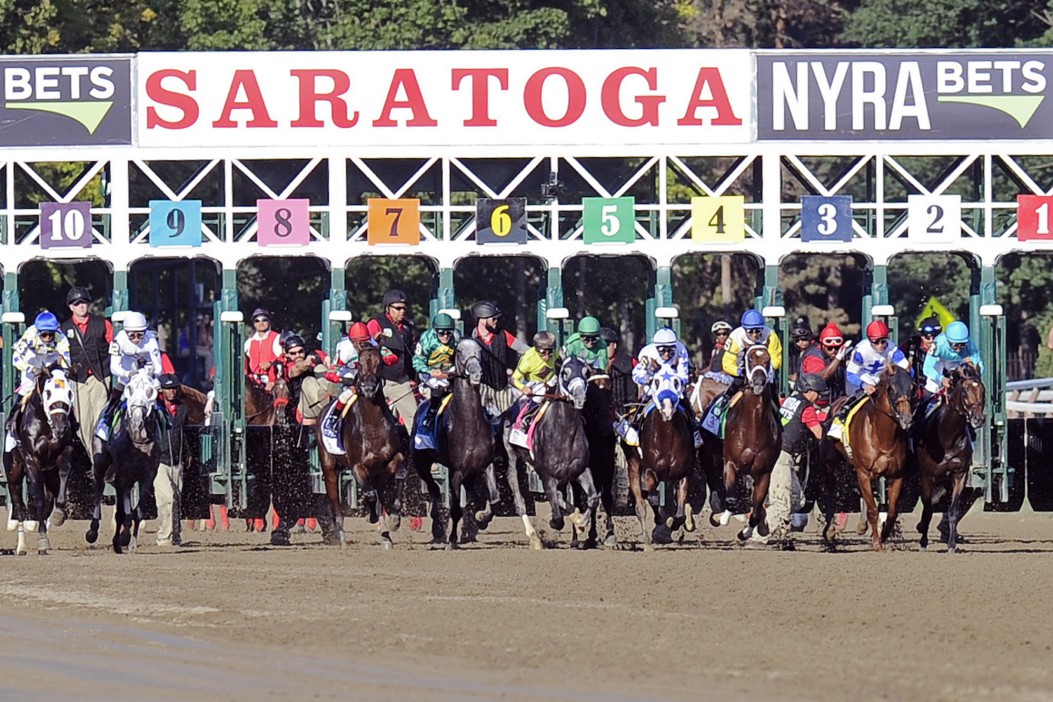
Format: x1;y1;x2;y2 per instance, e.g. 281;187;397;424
40;202;93;249
258;199;310;246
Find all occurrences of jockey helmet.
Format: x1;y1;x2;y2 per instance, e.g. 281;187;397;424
577;316;601;335
431;313;455;330
348;322;371;343
283;333;306;351
382;289;407;307
711;319;732;334
791;317;813;341
865;319;890;342
251;308;272;322
919;316;942;337
66;286;91;305
600;327;619;344
945;321;970;344
471;300;501;320
34;311;60;332
741;309;765;330
533;331;557;350
819;322;844;347
652;328;677;346
123;311;149;332
159;373;181;390
798;373;829;395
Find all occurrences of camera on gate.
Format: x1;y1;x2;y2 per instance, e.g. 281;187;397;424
540;174;564;200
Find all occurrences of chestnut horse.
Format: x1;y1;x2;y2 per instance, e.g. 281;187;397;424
914;363;985;552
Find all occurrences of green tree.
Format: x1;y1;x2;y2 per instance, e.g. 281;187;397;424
842;0;1047;47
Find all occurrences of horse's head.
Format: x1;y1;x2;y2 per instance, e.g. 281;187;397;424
356;345;383;398
124;369;160;443
271;377;292;424
881;364;914;431
558;357;589;410
41;368;74;434
743;344;772;395
650;368;684;421
454;337;484;386
951;363;986;429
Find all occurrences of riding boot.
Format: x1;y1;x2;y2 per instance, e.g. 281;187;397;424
96;387;123;442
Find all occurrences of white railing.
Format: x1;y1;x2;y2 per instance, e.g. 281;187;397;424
1007;378;1053;417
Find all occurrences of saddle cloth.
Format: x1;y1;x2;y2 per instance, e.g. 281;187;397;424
412;393;454;451
701;391;744;439
828;396;869;450
509;400;551;454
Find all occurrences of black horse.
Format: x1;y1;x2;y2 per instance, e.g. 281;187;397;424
413;338;500;549
4;364;76;555
574;370;618;548
86;369;162;553
508;357;597;549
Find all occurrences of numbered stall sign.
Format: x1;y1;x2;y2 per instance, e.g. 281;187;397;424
476;198;527;245
149;200;202;247
691;196;744;243
367;198;420;245
908;195;961;242
1017;195;1053;241
258;199;310;246
583;197;635;244
801;195;853;242
40;202;92;249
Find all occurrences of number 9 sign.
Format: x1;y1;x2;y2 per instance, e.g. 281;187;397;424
476;198;527;245
40;202;93;249
149;200;202;247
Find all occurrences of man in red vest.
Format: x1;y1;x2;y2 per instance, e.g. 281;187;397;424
60;286;113;455
244;307;282;390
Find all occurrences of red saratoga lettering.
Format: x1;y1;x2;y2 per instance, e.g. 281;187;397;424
524;67;586;128
145;69;198;130
600;67;664;127
452;68;509;127
291;69;358;128
372;69;438;127
212;70;278;129
677;67;742;127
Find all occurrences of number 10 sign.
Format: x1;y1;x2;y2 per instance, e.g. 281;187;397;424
40;202;93;249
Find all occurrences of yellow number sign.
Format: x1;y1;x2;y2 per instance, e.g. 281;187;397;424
691;195;745;243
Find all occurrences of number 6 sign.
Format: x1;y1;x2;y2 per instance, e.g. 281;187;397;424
583;197;635;244
40;202;93;249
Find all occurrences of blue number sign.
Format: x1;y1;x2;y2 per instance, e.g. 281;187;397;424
801;196;853;242
149;200;202;247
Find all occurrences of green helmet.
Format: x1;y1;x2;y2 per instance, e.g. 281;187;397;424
577;316;601;335
431;313;455;330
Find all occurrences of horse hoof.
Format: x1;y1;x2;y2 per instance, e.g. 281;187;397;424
6;519;17;532
50;509;66;528
23;520;38;533
445;541;459;551
708;514;722;527
270;532;291;546
685;505;696;533
719;510;732;526
381;538;393;551
530;537;544;551
855;520;870;536
85;529;98;544
474;511;493;530
386;514;401;532
549;516;565;531
16;547;27;557
651;525;673;545
603;534;618;548
119;531;131;547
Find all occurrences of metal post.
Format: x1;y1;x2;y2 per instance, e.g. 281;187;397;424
540;265;563;332
324;266;346;355
111;268;129;313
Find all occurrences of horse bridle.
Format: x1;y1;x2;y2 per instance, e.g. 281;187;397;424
743;344;770;391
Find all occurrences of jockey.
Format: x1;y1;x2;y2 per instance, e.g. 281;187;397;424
703;319;733;378
512;331;559;400
321;322;377;441
796;322;851;399
903;315;942;385
563;316;608;371
632;328;690;397
413;313;459;429
96;311;164;442
922;320;984;398
829;319;910;437
244;307;282;390
6;311;73;452
787;317;814;386
721;309;784;385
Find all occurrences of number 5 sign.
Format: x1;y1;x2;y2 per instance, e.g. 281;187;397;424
258;199;310;246
583;197;635;244
367;198;420;245
801;196;853;242
40;202;93;249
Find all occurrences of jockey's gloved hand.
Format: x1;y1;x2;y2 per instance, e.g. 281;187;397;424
836;341;853;361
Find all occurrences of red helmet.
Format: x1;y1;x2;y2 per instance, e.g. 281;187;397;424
866;320;890;342
818;322;844;347
348;322;371;343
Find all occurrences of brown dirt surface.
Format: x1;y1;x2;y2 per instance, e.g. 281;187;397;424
2;509;1052;702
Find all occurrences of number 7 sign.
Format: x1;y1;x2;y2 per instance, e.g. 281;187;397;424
367;198;420;245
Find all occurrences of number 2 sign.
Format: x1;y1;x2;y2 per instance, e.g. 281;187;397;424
40;201;92;249
149;200;202;247
258;199;310;246
908;195;961;242
1017;195;1053;241
367;198;420;245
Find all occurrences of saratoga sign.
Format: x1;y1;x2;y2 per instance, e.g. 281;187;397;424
136;50;753;148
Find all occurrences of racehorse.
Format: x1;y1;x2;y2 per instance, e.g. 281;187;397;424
245;371;291;426
828;364;914;551
243;369;292;531
625;366;696;546
709;345;781;542
575;371;618;548
413;338;499;549
4;364;76;555
86;369;162;553
315;346;404;549
508;357;596;549
914;363;985;552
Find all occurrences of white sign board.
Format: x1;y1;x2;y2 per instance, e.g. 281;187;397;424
908;194;962;242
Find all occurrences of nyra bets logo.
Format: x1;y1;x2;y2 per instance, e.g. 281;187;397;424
757;52;1053;140
0;57;132;147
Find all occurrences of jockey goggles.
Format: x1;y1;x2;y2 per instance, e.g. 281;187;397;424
581;334;599;343
745;327;764;336
657;345;676;355
821;336;843;347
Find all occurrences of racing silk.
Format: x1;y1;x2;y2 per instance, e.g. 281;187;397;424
512;347;557;392
632;343;690;388
922;333;984;394
13;325;72;394
110;329;163;386
327;338;378;383
721;326;784;377
845;339;909;391
244;330;282;384
563;332;609;370
412;329;457;375
779;392;827;456
797;344;846;398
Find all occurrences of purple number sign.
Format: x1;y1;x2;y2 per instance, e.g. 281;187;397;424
40;201;93;249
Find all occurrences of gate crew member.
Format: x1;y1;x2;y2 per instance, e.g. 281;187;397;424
563;316;608;371
5;311;72;453
601;327;636;412
61;286;113;454
281;333;329;426
244;308;282;391
96;311;164;443
367;290;418;430
796;322;851;399
155;373;190;547
787;317;814;386
703;319;733;379
471;300;529;420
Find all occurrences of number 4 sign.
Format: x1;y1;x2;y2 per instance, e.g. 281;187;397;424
583;197;635;244
40;202;93;249
1017;195;1053;241
691;196;744;243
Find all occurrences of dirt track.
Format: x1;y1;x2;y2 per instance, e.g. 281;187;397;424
2;509;1052;702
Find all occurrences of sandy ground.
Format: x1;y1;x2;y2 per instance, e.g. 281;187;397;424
1;508;1052;702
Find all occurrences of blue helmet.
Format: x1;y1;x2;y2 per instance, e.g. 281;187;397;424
741;309;765;329
945;321;969;344
34;311;60;332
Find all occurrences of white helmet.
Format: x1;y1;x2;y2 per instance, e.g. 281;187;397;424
123;311;148;332
652;328;677;345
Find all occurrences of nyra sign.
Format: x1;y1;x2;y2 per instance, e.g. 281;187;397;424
757;51;1053;140
137;50;753;149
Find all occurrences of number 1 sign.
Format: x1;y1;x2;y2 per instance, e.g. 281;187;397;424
149;200;202;247
40;202;92;249
1017;195;1053;241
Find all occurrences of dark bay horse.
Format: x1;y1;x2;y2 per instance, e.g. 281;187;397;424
576;371;617;548
509;357;596;550
4;366;76;555
243;370;292;531
915;363;985;552
710;345;781;543
413;338;499;549
829;364;914;551
315;346;404;549
86;369;162;553
245;372;291;426
626;366;696;547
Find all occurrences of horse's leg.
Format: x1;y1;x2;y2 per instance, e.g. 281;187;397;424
474;464;500;531
572;469;601;548
741;471;772;542
385;453;404;534
447;470;464;550
946;470;968;553
317;446;346;548
917;472;935;550
542;474;565;533
415;453;446;544
26;462;49;553
879;477;905;546
4;450;26;532
670;476;693;533
856;468;882;551
625;447;650;546
85;447;107;544
52;448;74;527
505;451;541;550
112;486;125;554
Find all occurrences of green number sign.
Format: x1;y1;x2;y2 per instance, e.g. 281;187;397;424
583;197;635;244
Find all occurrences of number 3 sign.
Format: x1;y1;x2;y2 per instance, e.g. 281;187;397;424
40;202;93;249
801;196;853;242
258;199;310;246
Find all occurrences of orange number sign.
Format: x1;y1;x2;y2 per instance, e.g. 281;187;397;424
367;198;421;245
